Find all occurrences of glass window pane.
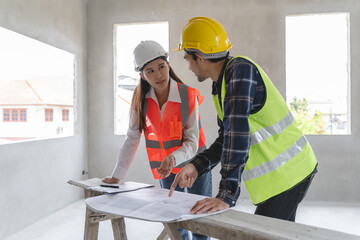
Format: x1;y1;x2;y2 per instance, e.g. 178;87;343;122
11;110;18;121
20;109;27;122
3;109;10;121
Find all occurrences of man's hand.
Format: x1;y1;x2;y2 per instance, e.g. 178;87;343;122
157;155;176;178
168;163;198;197
190;198;230;214
102;176;120;184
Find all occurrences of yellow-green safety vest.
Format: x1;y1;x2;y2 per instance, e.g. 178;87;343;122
213;55;317;205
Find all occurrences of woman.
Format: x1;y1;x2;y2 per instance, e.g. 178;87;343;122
103;40;211;240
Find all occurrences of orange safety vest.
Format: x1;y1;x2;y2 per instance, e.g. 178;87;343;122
144;82;206;179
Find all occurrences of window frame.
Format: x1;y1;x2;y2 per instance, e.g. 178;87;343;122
62;109;69;121
45;109;54;122
3;108;27;122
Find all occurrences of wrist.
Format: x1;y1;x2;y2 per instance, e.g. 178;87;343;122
190;158;204;176
216;191;237;207
170;155;176;167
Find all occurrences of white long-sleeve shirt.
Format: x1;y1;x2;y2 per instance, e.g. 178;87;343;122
111;79;200;180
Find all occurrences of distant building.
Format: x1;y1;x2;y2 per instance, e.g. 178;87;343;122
117;75;137;90
308;98;348;134
0;77;74;143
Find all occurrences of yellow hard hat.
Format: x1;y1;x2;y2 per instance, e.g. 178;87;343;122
174;17;232;57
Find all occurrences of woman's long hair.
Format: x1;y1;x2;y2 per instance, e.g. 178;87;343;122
131;57;183;133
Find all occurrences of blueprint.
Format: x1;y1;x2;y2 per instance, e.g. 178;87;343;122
85;185;227;222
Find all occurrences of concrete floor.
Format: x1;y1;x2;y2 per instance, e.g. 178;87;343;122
3;199;360;240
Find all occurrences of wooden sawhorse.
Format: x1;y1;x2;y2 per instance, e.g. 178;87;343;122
68;178;169;240
68;178;128;240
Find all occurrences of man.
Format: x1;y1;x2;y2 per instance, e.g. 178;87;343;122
169;16;318;222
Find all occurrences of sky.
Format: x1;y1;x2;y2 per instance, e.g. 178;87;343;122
285;13;349;103
0;27;74;81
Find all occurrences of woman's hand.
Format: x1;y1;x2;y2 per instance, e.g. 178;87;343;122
102;176;120;184
157;155;176;178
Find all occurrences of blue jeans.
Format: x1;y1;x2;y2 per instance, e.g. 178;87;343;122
254;173;315;222
160;171;212;240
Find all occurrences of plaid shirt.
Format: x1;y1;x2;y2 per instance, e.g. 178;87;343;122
191;56;266;206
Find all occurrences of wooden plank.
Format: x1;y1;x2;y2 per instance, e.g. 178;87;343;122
88;212;118;223
68;178;103;189
111;218;128;240
156;229;169;240
176;209;360;240
84;206;99;240
163;223;182;240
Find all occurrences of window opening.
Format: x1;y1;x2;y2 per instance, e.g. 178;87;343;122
114;22;169;135
0;27;75;144
286;13;350;135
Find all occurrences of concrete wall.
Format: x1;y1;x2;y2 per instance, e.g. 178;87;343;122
87;0;360;203
0;0;87;238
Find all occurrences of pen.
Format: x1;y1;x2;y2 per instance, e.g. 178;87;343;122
100;184;119;189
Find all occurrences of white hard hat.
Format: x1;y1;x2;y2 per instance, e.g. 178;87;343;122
133;40;168;72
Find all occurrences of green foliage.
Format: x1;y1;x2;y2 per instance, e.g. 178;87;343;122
289;97;326;135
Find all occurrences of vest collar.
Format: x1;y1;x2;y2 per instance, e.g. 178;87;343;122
146;78;181;105
212;56;233;96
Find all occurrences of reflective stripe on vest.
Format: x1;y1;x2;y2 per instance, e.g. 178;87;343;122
250;112;294;146
179;84;190;127
243;135;307;181
213;55;317;204
146;139;182;150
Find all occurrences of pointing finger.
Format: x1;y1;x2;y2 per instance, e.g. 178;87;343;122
168;174;181;197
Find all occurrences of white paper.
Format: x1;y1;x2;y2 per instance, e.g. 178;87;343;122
86;187;227;222
88;181;154;194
